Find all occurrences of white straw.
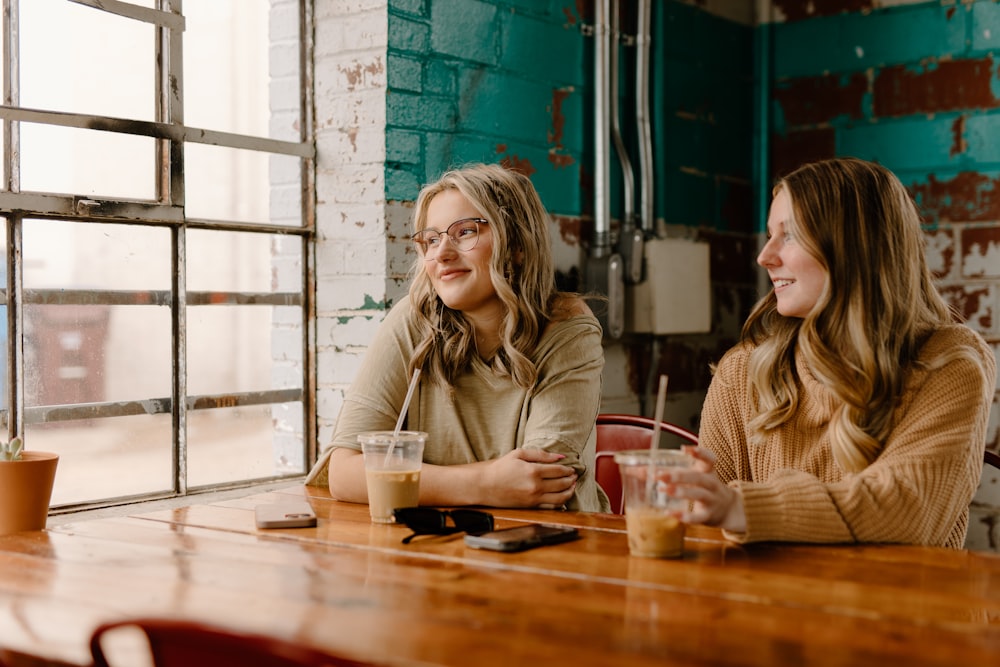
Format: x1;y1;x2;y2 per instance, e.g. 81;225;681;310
650;374;668;452
385;368;421;465
648;374;669;495
393;368;421;437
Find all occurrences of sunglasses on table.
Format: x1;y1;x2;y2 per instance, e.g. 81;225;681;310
393;507;495;544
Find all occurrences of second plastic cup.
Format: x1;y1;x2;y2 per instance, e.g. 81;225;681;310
358;431;426;524
614;449;693;558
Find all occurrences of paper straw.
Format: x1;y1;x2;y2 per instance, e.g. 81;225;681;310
650;374;668;452
648;374;669;495
385;368;421;465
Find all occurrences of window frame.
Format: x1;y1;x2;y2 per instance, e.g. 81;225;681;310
0;0;317;510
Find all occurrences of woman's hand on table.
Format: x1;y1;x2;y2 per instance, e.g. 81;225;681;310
661;445;747;534
481;448;577;509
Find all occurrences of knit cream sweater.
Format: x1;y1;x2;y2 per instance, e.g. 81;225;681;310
700;324;996;548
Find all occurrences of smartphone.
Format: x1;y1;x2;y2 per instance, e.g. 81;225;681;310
464;523;580;552
254;501;317;529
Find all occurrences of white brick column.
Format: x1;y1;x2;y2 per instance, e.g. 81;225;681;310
313;1;391;448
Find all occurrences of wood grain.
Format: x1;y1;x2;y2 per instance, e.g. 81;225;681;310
0;485;998;666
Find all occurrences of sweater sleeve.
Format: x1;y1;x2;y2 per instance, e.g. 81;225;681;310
519;315;608;512
698;346;754;485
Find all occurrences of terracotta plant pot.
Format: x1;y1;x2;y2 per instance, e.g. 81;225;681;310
0;451;59;535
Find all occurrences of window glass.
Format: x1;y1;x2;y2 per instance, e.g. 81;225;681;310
184;0;297;139
185;143;291;224
38;415;173;506
187;403;305;487
187;228;302;292
20;0;154;121
20;124;156;200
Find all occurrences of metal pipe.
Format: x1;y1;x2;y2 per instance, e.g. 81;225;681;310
587;0;624;339
609;0;634;226
593;0;612;256
635;0;655;235
610;0;643;285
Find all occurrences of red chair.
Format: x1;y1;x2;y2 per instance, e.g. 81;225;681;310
595;413;699;514
90;618;376;667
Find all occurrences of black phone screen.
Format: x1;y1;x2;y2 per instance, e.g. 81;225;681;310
464;523;579;552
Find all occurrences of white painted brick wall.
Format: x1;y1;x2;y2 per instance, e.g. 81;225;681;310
312;1;390;444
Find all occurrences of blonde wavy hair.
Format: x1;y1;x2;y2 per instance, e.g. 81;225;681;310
407;163;569;389
742;158;973;472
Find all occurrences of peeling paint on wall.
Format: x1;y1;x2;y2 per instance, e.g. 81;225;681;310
873;58;1000;117
911;172;1000;223
773;72;867;126
923;228;955;278
551;213;581;247
548;87;575;169
962;227;1000;278
950;115;967;157
939;284;992;329
495;147;537;177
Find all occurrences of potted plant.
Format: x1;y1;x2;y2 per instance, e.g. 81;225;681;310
0;437;59;535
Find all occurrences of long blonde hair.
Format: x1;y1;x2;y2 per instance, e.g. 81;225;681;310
742;158;969;472
407;163;566;388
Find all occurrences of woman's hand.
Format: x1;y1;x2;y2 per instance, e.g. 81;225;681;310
480;448;577;509
662;446;747;534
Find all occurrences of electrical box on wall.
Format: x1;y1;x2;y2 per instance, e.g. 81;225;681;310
625;238;711;334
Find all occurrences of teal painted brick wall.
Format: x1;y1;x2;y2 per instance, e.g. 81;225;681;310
773;4;966;80
385;0;754;233
653;1;754;232
769;1;1000;217
386;0;588;214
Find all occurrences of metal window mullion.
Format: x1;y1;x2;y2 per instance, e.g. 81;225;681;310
2;0;19;193
300;0;317;465
3;1;20;440
68;0;185;31
172;226;187;495
163;0;187;494
6;216;22;441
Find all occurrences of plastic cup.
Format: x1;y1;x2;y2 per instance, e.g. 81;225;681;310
358;431;426;524
614;449;693;558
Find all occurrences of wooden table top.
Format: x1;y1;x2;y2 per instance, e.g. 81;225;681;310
1;484;999;666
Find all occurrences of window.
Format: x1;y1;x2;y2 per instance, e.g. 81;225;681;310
0;0;315;509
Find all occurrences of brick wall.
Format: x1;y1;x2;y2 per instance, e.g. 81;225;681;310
313;1;391;451
765;0;1000;550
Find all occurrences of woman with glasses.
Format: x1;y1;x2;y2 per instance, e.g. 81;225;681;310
306;163;610;512
664;158;995;548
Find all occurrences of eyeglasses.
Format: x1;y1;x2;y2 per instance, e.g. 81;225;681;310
411;218;488;259
393;507;495;544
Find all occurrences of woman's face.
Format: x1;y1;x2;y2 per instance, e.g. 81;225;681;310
758;188;827;318
420;189;502;323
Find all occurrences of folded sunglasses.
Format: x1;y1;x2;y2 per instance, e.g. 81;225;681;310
392;507;495;544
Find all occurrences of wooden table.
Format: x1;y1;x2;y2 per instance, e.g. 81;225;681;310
1;484;999;666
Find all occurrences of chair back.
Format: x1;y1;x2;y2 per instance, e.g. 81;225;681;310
90;618;374;667
595;413;699;514
986;449;1000;472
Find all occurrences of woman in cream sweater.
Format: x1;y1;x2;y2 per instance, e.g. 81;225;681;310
669;158;995;548
307;164;609;512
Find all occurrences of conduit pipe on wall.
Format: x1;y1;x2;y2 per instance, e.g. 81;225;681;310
635;0;654;237
610;0;643;285
587;0;625;339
